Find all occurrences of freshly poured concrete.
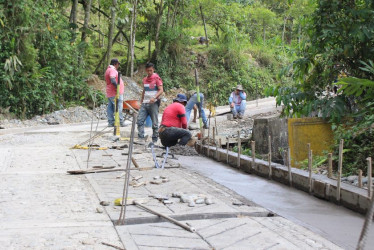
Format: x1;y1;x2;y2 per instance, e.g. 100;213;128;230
180;155;374;250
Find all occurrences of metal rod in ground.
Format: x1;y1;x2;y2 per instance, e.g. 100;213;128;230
308;143;313;194
337;139;344;202
251;141;255;173
237;131;241;168
328;153;333;179
367;157;372;198
356;191;374;250
358;169;363;188
86;93;97;169
286;148;292;186
268;136;272;179
117;113;137;225
226;137;229;164
134;201;196;232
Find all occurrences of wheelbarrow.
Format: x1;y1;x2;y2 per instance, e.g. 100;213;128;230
123;100;140;122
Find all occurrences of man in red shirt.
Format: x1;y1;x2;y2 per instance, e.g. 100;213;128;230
137;63;164;143
159;94;194;147
104;58;125;127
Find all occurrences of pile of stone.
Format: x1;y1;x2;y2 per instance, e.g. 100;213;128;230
0;105;107;129
342;175;374;188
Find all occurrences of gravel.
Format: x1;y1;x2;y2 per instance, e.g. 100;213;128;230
169;144;199;156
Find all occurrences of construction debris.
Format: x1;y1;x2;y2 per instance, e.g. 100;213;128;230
100;201;110;206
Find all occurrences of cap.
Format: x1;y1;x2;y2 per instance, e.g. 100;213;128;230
110;58;120;65
236;84;243;91
173;93;187;103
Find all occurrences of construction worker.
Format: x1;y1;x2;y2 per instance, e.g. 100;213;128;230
137;62;164;143
159;94;194;147
185;90;208;128
229;84;246;119
104;58;125;127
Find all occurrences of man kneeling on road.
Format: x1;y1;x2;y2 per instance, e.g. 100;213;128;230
229;84;247;119
159;94;195;147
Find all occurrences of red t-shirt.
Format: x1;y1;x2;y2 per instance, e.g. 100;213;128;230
105;65;125;98
142;73;163;103
161;102;187;129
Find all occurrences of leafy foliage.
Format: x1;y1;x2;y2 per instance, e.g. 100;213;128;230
0;1;104;118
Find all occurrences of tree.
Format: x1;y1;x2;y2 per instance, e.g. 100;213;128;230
249;6;277;44
107;0;117;65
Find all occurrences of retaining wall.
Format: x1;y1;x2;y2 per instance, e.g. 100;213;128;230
195;143;371;215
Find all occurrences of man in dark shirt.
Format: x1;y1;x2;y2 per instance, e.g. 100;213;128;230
159;94;194;147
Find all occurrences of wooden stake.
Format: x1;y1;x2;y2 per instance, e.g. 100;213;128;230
214;117;217;135
207;125;210;156
226;137;229;164
367;157;372;199
213;127;215;143
337;139;344;202
358;169;363;188
215;138;218;161
268;136;272;179
251;140;255;173
308;143;313;194
237;130;241;168
328;153;333;179
219;138;222;149
287;148;292;186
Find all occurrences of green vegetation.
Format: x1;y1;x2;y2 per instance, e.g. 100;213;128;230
266;0;374;175
0;0;315;117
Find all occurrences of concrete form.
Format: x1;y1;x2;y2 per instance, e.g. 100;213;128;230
196;143;372;215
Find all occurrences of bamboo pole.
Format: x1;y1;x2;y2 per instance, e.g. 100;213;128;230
337;139;344;202
328;153;333;179
251;141;255;173
287;148;292;186
308;143;312;194
367;157;372;199
268;136;272;179
134;201;196;232
237;131;241;168
358;170;363;188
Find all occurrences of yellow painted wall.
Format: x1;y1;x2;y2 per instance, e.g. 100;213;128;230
288;118;334;168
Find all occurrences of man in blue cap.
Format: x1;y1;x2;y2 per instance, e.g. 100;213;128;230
158;94;194;147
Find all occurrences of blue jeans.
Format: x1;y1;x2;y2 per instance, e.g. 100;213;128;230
186;93;208;126
231;100;246;116
137;102;159;142
107;96;124;126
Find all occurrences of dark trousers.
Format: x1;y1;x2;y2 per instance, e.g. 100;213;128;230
159;127;192;147
137;103;159;142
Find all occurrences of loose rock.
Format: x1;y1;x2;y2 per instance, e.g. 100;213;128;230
100;201;110;206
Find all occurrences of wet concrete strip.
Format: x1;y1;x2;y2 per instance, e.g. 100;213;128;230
179;155;374;250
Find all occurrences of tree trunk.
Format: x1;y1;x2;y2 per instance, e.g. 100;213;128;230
154;0;164;60
130;0;138;77
166;3;171;28
200;5;208;47
171;0;179;28
107;0;117;65
94;31;122;74
282;16;287;44
81;0;92;42
148;35;152;61
263;21;266;45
